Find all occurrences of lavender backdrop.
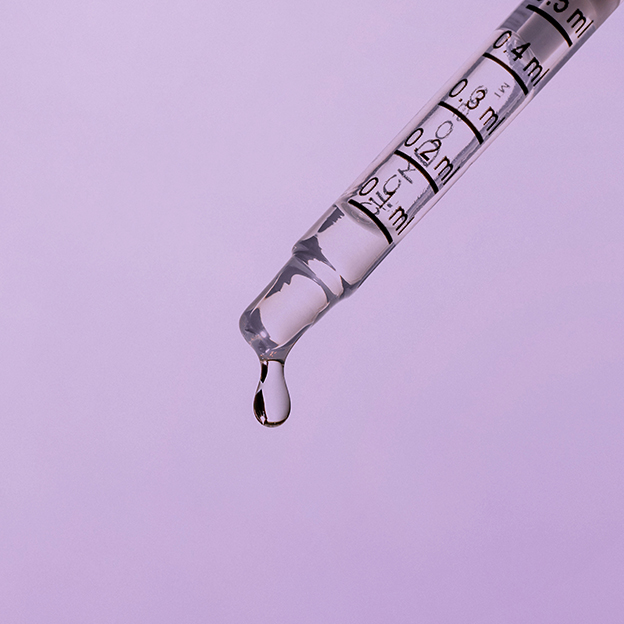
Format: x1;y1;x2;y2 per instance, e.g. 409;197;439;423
1;0;623;622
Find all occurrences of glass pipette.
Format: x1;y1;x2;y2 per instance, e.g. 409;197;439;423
240;0;620;426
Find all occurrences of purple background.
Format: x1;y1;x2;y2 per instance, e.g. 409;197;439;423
1;0;623;621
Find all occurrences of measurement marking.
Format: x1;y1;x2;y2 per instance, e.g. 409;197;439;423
579;18;594;37
438;101;484;144
533;68;551;86
488;115;507;134
482;53;529;95
347;199;393;244
443;165;461;185
393;150;439;193
526;4;573;46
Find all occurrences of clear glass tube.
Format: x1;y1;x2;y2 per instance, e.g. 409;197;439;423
240;0;619;366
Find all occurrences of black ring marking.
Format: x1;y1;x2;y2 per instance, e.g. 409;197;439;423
393;150;439;194
347;199;393;244
438;101;484;144
526;4;573;47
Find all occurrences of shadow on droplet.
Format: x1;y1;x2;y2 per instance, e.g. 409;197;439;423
253;360;291;427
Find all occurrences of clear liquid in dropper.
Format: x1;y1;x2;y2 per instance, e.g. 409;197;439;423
253;360;291;427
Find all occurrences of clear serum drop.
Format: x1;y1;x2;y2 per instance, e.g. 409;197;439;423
253;360;291;427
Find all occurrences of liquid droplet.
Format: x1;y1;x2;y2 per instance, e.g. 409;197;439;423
253;359;291;427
